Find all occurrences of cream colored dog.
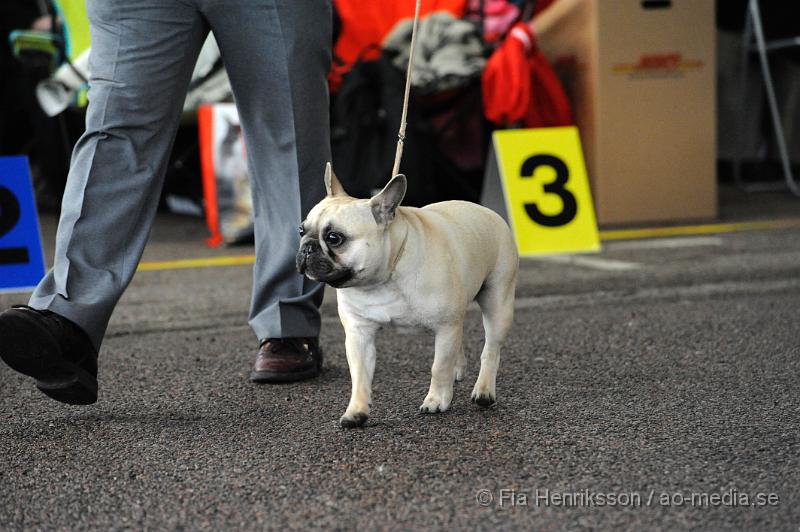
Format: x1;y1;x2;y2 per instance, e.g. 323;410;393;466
296;164;518;428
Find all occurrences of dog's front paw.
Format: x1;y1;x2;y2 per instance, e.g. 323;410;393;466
340;412;369;428
419;391;452;414
470;389;496;408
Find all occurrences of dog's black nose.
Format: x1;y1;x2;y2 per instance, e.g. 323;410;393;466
302;239;319;255
296;239;319;274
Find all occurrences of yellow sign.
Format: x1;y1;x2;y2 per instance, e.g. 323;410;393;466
482;127;600;256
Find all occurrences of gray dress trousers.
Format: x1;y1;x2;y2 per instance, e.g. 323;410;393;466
28;0;332;350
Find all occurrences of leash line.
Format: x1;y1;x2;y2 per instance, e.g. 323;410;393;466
391;0;422;178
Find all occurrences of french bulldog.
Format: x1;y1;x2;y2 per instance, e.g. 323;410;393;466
296;163;518;428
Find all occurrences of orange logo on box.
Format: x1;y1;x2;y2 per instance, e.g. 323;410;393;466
613;52;704;77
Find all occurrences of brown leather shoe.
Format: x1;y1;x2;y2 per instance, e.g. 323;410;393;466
249;337;322;383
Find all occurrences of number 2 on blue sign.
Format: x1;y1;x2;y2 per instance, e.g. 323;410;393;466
0;186;29;265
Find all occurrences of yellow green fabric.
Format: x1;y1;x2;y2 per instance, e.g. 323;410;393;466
53;0;91;106
53;0;90;60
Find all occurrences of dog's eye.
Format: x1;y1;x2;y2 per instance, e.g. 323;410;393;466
298;225;305;236
325;231;344;247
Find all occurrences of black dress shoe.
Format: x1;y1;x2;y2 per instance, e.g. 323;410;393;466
250;337;322;383
0;306;98;405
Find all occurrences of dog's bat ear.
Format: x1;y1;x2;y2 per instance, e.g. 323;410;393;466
324;162;347;197
369;174;406;225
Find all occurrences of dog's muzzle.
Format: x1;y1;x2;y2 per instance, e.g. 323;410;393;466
296;239;319;274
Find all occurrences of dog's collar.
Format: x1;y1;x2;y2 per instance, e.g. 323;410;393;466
390;226;409;271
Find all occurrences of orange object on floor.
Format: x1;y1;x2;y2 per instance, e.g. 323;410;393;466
197;105;223;247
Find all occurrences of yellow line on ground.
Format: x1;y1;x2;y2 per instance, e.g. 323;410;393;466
137;255;255;271
599;218;800;241
134;217;800;272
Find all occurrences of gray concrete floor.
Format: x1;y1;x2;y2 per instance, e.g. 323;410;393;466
2;186;800;530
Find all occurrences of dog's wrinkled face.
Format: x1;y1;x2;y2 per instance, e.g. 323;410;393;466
296;163;406;288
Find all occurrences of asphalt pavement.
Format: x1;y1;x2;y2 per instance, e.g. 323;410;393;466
2;193;800;531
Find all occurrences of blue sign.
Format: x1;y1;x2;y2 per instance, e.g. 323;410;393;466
0;156;46;292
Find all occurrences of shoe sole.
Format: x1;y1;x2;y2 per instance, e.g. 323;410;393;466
250;367;320;384
0;311;97;405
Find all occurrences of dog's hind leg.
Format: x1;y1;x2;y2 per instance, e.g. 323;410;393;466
420;322;464;413
472;264;516;408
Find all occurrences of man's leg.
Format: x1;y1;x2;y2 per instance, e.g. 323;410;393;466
28;1;209;350
202;0;332;380
0;0;209;404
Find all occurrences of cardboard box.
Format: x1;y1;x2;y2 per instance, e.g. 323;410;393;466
535;0;717;225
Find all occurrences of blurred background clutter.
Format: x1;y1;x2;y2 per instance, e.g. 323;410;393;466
2;0;798;243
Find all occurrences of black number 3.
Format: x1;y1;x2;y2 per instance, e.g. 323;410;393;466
521;154;577;227
0;186;28;265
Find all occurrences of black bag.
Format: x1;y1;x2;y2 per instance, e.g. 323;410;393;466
330;50;490;206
